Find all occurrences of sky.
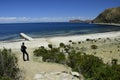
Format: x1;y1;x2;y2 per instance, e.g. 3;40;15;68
0;0;119;22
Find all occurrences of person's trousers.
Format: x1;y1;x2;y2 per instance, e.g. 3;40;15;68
23;51;29;61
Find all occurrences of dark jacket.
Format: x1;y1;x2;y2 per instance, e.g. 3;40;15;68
21;45;27;52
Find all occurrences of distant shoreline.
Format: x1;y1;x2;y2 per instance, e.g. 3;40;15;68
93;23;120;26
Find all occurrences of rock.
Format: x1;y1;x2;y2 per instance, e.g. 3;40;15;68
34;74;44;80
71;71;80;77
34;71;79;80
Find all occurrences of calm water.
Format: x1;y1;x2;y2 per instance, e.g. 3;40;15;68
0;22;120;41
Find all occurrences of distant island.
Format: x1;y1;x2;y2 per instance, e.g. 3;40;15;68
69;19;92;23
93;6;120;24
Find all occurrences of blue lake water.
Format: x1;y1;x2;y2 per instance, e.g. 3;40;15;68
0;22;120;41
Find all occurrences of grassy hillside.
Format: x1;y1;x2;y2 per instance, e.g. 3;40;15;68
34;39;120;80
93;7;120;24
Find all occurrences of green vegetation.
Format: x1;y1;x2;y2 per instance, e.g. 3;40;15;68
59;42;65;48
69;40;72;42
48;44;53;49
91;45;98;49
68;52;104;78
34;44;66;64
68;52;120;80
0;49;21;80
34;42;120;80
111;58;118;65
93;7;120;24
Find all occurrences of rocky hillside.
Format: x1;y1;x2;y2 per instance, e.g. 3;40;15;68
93;7;120;24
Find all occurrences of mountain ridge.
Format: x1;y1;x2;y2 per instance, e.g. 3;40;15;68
93;7;120;24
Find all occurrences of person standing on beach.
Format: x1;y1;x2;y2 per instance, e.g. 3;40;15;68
21;42;29;61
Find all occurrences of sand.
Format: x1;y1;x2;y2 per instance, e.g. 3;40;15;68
0;31;120;80
0;31;120;49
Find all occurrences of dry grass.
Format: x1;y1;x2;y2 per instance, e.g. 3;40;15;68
71;38;120;64
13;48;71;80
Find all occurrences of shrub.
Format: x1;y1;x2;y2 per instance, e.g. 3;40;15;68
72;42;76;44
117;46;120;48
59;43;65;48
91;45;98;49
78;41;81;44
34;47;66;63
34;47;48;57
110;51;112;53
0;49;21;80
47;48;60;62
67;51;120;80
98;38;101;40
67;52;104;78
48;44;53;49
107;37;110;40
69;40;72;42
111;58;118;65
80;47;87;52
55;53;66;64
40;46;45;49
94;65;120;80
64;48;69;53
86;38;91;41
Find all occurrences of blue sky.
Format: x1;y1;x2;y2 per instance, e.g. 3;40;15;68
0;0;119;22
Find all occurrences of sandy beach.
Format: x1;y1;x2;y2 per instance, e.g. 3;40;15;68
0;31;120;49
0;31;120;80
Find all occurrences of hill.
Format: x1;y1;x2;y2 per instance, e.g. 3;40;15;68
69;19;84;23
93;7;120;24
69;19;92;23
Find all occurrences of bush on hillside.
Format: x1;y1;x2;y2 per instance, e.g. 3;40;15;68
93;65;120;80
34;45;120;80
0;49;21;80
48;44;53;49
34;47;48;57
67;51;120;80
69;40;72;42
111;58;118;65
59;43;65;48
67;52;104;78
34;47;66;64
91;45;98;49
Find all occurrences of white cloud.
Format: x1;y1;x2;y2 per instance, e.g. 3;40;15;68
0;16;92;23
0;17;16;21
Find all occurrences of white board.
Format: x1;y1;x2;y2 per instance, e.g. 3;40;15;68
20;33;34;41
